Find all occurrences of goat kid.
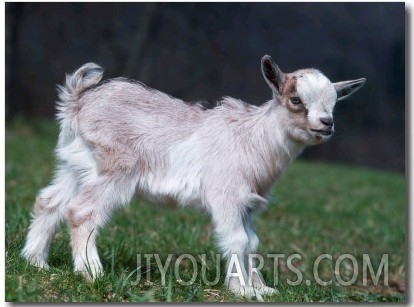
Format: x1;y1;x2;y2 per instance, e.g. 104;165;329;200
21;55;365;301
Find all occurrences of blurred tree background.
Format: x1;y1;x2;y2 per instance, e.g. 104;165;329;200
5;2;405;172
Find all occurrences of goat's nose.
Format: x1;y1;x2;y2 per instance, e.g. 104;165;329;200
320;117;334;127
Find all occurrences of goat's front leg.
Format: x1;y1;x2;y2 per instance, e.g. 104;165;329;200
212;204;273;301
243;214;278;297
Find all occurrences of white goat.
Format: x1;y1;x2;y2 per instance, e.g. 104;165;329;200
21;55;365;300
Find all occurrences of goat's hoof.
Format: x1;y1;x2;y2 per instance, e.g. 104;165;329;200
230;285;278;301
256;285;279;296
74;266;103;282
22;254;50;270
74;270;97;282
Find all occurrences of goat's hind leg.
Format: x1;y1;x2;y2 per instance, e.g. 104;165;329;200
21;167;77;269
67;176;135;281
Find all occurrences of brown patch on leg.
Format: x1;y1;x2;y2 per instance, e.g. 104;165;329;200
67;207;95;261
70;222;83;250
67;207;93;229
33;197;45;216
33;196;50;216
33;193;63;217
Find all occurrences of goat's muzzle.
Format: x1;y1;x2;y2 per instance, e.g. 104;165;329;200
311;128;333;136
310;127;334;143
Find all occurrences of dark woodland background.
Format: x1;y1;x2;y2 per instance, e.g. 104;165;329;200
5;2;405;172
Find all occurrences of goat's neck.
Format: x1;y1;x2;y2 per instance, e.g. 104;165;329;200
249;101;306;186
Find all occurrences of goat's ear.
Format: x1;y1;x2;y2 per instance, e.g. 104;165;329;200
261;55;284;94
334;78;366;102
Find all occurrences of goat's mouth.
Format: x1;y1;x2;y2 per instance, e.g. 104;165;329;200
310;128;334;141
311;129;333;136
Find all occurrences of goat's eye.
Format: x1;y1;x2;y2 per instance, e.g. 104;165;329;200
290;97;302;105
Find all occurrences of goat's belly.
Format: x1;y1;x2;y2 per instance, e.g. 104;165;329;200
136;172;203;208
135;134;206;208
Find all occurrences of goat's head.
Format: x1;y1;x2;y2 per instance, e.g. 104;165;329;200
261;55;366;145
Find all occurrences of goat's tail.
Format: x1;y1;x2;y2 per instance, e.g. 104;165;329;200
56;63;103;132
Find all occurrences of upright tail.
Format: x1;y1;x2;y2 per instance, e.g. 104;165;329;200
56;63;103;131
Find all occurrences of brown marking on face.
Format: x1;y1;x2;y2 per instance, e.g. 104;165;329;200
279;75;307;115
286;99;306;114
281;75;297;96
287;107;309;133
276;75;311;140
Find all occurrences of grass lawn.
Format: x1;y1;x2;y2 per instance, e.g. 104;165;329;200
5;118;406;302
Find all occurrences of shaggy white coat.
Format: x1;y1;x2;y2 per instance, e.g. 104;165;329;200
22;55;365;300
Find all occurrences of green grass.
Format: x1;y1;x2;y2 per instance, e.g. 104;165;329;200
5;118;406;302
